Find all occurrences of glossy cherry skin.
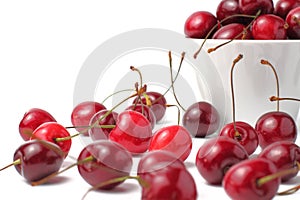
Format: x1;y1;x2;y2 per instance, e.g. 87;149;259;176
13;139;64;182
274;0;300;19
223;158;280;200
258;141;300;182
184;11;218;38
71;101;106;136
239;0;274;15
216;0;242;25
140;161;197;200
212;23;253;39
251;14;288;39
126;104;156;129
255;111;297;149
195;136;249;185
286;6;300;39
133;91;167;122
88;109;117;141
182;101;220;138
77;140;133;190
109;110;152;154
148;125;192;161
219;121;258;155
19;108;56;141
31;122;72;157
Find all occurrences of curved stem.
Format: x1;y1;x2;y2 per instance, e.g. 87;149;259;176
130;66;143;89
261;60;280;112
101;88;135;104
166;104;181;125
0;159;21;171
270;96;300;102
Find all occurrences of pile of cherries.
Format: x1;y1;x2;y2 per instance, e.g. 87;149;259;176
184;0;300;40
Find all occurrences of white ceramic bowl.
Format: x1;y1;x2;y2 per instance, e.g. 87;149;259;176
192;39;300;127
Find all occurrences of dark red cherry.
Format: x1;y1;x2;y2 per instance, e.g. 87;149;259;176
71;101;106;136
77;140;133;190
217;0;244;25
148;125;192;161
133;91;167;122
220;121;259;155
212;23;253;39
126;104;156;129
19;108;56;141
109;110;152;154
31;122;72;157
251;14;288;39
88;109;117;141
286;6;300;39
258;141;300;182
274;0;300;19
255;111;297;149
195;136;249;185
239;0;274;15
140;160;197;200
223;158;280;200
184;11;218;38
182;101;220;138
13;139;64;182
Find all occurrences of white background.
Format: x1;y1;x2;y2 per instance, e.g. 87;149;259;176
1;0;300;199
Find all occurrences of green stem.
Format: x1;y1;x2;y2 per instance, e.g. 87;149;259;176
0;159;21;171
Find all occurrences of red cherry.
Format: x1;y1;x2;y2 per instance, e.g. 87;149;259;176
148;125;192;161
126;104;156;129
286;6;300;39
195;136;249;185
182;101;220;138
258;141;300;182
251;14;288;39
12;140;64;182
71;101;106;136
77;140;133;190
239;0;274;15
212;23;253;39
216;0;242;25
223;158;280;200
274;0;300;19
220;121;259;155
109;110;152;154
19;108;56;141
184;11;218;38
31;122;72;157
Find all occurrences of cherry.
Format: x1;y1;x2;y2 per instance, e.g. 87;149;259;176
239;0;274;15
71;101;106;136
0;139;64;182
109;110;152;154
251;14;288;39
88;109;117;141
195;136;249;185
184;11;218;38
77;140;133;190
286;6;300;39
133;91;167;122
31;122;72;157
274;0;300;19
148;125;192;161
255;59;297;149
139;159;197;200
258;141;300;182
219;54;258;155
126;104;156;129
223;157;280;200
19;108;56;141
182;101;220;138
216;0;242;25
212;23;253;39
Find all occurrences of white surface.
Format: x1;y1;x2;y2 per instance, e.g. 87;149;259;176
1;0;300;199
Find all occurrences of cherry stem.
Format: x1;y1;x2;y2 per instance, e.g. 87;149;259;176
168;51;186;112
270;96;300;102
31;155;95;186
0;159;21;171
166;104;181;125
65;125;116;130
81;175;149;200
277;184;300;196
101;88;135;104
257;162;300;188
193;10;261;58
130;66;143;90
261;59;280;112
230;54;244;135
